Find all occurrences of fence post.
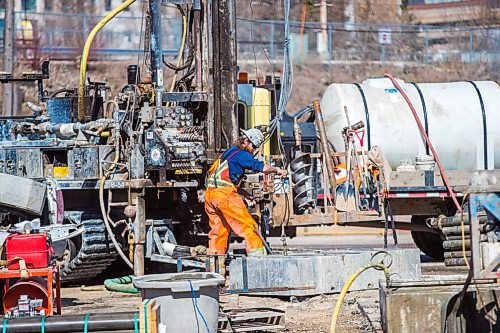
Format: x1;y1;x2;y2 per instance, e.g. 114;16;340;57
424;27;429;63
83;13;88;40
328;23;333;60
469;30;473;63
269;21;274;61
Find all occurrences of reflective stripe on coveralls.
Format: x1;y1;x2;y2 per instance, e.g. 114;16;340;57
205;150;266;256
205;187;266;255
206;150;240;188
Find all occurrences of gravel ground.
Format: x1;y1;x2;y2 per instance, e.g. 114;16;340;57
61;286;375;332
60;232;467;332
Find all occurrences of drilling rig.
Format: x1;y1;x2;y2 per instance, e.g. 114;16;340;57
1;0;498;284
0;0;255;281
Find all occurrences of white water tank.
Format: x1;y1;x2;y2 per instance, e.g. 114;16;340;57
320;78;500;170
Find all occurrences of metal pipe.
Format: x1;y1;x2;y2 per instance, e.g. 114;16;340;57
444;257;471;267
149;0;164;107
445;234;487;242
0;312;137;333
442;224;487;236
349;221;438;233
444;250;471;258
313;100;337;204
444;215;487;226
133;193;146;276
443;239;471;250
2;0;14;116
193;0;202;90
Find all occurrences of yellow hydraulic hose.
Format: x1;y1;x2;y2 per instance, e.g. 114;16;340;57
329;263;390;333
168;12;188;93
99;138;134;269
78;0;136;122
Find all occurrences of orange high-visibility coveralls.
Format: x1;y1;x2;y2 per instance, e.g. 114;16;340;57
205;149;266;256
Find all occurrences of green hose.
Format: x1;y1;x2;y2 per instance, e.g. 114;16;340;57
104;275;140;294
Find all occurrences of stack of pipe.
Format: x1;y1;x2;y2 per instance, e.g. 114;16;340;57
442;214;489;266
0;312;137;333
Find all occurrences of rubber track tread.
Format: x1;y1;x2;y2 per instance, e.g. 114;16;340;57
60;219;118;282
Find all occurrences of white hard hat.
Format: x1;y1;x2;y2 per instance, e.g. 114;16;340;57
241;128;264;147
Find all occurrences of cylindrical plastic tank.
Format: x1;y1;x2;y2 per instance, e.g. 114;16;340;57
320;78;500;170
133;272;225;333
246;87;271;157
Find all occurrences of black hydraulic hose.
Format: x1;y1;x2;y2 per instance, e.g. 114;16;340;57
0;312;137;333
163;45;194;71
163;6;194;72
48;88;76;98
174;67;196;90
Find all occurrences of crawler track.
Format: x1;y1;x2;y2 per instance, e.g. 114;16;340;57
60;219;118;282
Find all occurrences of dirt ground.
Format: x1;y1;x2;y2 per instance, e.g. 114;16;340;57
62;285;374;333
60;230;468;332
61;259;468;332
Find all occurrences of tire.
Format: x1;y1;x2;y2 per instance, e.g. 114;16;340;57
411;230;445;260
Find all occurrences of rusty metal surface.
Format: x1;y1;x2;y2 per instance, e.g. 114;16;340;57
15;148;43;178
469;193;500;280
272;209;383;227
313;100;337;201
55;179;153;190
380;278;500;333
218;308;285;333
389;169;500;188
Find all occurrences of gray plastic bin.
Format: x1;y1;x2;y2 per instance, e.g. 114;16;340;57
133;272;225;333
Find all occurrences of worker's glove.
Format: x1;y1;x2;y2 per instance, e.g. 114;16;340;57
276;168;287;177
191;245;208;261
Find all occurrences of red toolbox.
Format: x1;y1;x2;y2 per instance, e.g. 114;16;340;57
5;234;52;270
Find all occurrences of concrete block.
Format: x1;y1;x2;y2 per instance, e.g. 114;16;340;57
380;277;500;333
0;173;46;215
228;248;421;296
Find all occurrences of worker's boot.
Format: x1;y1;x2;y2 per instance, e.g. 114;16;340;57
247;247;267;256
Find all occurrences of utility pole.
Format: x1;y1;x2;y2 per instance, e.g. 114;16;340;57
317;0;328;57
3;0;15;116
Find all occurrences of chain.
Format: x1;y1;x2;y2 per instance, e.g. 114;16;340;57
280;223;288;255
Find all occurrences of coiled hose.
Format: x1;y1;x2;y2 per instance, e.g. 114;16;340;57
104;275;139;294
99;139;134;269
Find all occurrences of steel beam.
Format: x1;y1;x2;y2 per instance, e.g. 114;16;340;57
2;0;15;116
149;0;164;107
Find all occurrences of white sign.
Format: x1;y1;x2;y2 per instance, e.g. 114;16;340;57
378;29;392;45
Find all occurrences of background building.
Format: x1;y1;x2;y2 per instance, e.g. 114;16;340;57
407;0;499;25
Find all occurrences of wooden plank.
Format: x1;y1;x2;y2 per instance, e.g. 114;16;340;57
151;304;160;333
139;299;156;333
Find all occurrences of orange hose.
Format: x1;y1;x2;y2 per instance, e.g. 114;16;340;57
384;74;462;213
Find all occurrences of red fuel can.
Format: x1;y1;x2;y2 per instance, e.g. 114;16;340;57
5;234;51;270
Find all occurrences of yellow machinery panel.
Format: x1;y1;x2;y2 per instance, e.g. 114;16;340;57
53;166;69;178
246;87;271;157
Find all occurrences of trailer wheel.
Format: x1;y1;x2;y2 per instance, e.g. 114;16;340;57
411;230;445;260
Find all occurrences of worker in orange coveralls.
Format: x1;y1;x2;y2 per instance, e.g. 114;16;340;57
205;128;286;256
